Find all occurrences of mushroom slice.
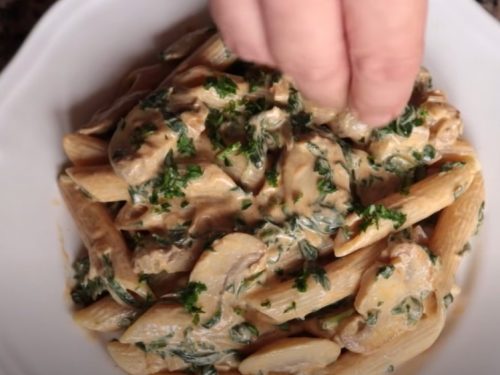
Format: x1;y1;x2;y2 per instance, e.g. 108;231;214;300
282;134;351;219
74;296;137;332
239;338;341;375
336;241;437;354
160;27;214;62
107;340;187;375
189;233;268;320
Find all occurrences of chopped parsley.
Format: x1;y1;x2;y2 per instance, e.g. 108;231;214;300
101;255;144;308
475;201;485;235
412;144;436;163
366;309;380;326
293;265;330;293
314;156;337;195
204;75;237;98
202;309;222;329
205;109;225;150
217;142;242;167
241;199;253;211
260;299;272;308
293;269;309;293
284;301;297;313
377;264;395;279
130;122;157;150
290;111;312;136
287;87;301;113
140;89;167;110
443;293;454;309
440;161;465;172
245;67;281;92
298;239;319;261
265;168;279;187
423;246;439;265
177;133;196;156
391;296;423;325
229;322;259;344
372;105;426;139
358;204;406;231
179;281;207;322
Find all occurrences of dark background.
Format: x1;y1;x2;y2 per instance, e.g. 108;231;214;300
0;0;498;71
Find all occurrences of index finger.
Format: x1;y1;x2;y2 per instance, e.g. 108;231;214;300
343;0;428;126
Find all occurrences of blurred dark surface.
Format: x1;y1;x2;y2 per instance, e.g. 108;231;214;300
0;0;498;71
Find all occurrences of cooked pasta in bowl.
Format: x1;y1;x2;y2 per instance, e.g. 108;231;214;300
58;29;485;375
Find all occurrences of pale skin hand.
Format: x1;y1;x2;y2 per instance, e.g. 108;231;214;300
209;0;428;126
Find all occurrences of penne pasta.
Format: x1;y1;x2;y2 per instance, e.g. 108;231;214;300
245;240;386;324
333;157;479;257
73;296;137;332
314;309;446;375
62;133;108;166
429;173;485;295
58;175;150;305
66;165;129;202
107;340;188;375
60;30;485;375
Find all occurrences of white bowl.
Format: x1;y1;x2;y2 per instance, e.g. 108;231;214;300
0;0;499;374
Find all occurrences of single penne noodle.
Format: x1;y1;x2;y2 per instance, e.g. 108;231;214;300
79;90;149;135
58;175;150;304
245;240;386;324
62;133;108;166
429;173;485;294
439;138;475;158
159;34;237;88
66;165;129;202
314;309;446;375
107;340;187;375
334;157;479;257
73;296;136;332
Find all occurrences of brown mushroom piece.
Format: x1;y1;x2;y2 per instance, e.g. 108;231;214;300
336;241;437;354
239;337;341;375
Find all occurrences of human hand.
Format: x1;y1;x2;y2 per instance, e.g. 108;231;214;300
209;0;428;126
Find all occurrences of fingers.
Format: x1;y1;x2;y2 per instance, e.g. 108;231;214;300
258;0;349;109
209;0;274;65
342;0;428;126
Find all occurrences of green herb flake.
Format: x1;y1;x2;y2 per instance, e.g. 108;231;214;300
130;122;157;150
293;269;309;293
412;144;436;163
287;87;301;113
284;301;297;313
391;296;423;325
177;133;196;156
217;142;242;166
202;309;222;329
260;299;272;308
440;161;465;172
298;239;319;261
443;293;454;309
475;201;485;235
241;199;253;211
423;246;439;265
229;322;259;344
204;75;238;98
366;309;380;326
377;264;395;279
387;365;395;373
140;89;167;110
265;168;279;187
359;204;406;232
179;281;207;319
373;105;426;139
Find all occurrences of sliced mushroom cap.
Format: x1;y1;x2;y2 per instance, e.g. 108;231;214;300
327;110;371;144
109;108;178;186
282;135;350;219
336;241;436;354
368;125;431;164
161;27;214;62
189;233;268;320
107;340;187;375
239;337;341;375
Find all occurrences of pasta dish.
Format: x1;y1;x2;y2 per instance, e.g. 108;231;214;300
59;28;485;375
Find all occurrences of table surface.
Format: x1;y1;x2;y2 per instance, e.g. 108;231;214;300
0;0;499;70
